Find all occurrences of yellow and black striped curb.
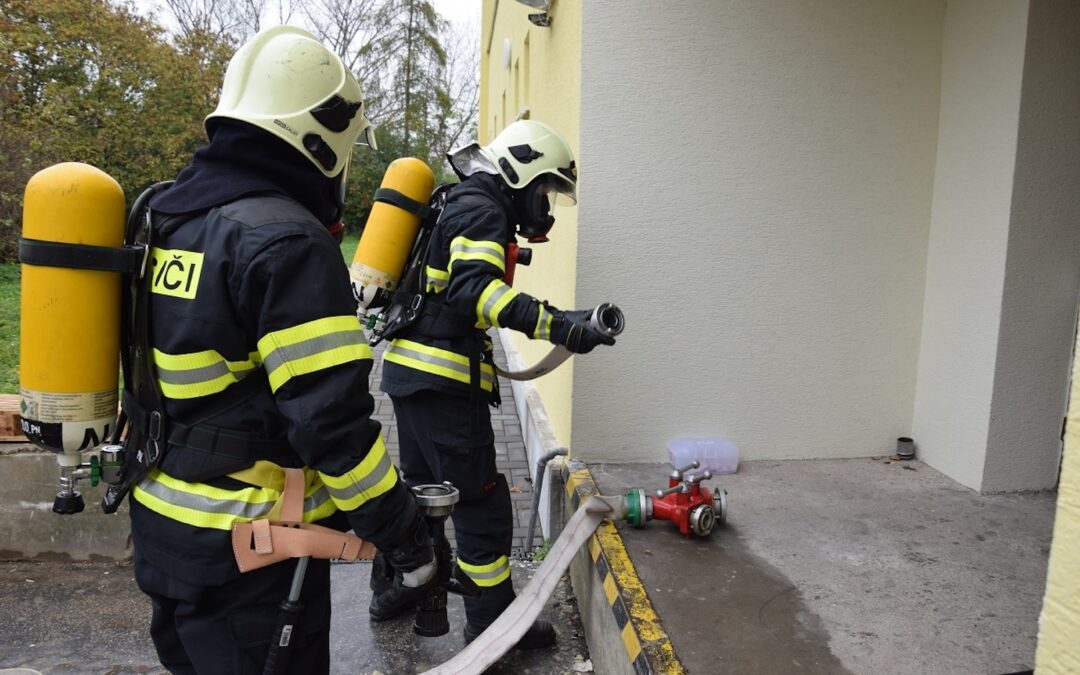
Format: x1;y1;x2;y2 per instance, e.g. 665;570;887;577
563;461;686;675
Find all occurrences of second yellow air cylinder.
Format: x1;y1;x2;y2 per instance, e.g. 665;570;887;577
350;157;434;309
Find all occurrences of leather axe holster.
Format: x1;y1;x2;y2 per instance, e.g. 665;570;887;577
231;467;376;573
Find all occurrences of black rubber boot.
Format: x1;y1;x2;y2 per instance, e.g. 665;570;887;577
463;619;557;650
462;578;556;649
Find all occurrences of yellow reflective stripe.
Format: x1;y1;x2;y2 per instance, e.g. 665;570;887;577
425;266;449;294
153;348;261;400
450;236;505;272
476;279;519;328
533;305;554;340
133;467;337;531
383;339;495;392
226;462;339;523
257;315;372;392
457;555;511;587
318;436;398;511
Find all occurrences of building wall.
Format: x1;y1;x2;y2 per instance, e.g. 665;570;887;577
481;0;582;445
983;0;1080;492
911;0;1030;489
1038;330;1080;672
1023;1;1075;656
572;1;944;462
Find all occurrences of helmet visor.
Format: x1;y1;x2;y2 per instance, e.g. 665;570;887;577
540;174;577;206
356;123;378;151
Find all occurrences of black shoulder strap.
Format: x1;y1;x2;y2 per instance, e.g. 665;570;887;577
375;187;431;219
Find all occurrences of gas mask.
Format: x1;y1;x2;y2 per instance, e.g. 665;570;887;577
511;176;573;243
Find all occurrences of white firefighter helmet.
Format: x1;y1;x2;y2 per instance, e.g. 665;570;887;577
207;25;376;178
449;120;577;203
448;120;577;241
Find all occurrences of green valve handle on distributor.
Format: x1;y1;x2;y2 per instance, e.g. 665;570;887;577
89;455;101;487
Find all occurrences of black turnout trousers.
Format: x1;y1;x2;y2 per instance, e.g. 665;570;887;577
391;388;516;625
134;553;332;674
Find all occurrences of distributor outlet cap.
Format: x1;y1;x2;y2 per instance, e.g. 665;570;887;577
688;504;715;537
412;482;459;518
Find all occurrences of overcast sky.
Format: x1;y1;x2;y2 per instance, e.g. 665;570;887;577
129;0;481;38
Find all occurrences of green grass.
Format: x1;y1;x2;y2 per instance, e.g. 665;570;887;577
340;232;360;264
0;264;20;394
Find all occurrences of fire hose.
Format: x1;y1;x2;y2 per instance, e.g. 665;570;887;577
495;303;625;381
422;494;625;675
424;462;729;674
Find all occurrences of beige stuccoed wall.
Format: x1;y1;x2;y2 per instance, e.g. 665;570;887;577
911;0;1031;490
572;1;944;462
481;0;581;445
982;0;1080;492
1038;328;1080;672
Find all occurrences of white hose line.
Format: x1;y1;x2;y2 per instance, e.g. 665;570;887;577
494;345;572;381
421;495;624;675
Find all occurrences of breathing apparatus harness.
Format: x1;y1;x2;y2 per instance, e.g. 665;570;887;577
23;182;297;514
367;183;522;346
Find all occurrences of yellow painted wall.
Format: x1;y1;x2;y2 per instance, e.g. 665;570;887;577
481;0;581;445
1036;339;1080;672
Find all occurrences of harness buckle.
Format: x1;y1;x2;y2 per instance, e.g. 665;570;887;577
135;243;150;279
149;410;163;442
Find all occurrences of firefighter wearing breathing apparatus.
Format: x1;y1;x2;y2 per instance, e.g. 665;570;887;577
124;26;434;673
371;120;616;648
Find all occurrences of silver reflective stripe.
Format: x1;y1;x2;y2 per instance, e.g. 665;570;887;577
481;283;513;325
321;451;393;503
138;475;274;520
305;485;334;513
262;330;366;377
450;242;505;267
157;361;257;386
535;306;553;340
459;558;510;582
386;343;496;388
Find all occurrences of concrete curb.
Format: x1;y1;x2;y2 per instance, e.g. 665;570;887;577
562;460;685;675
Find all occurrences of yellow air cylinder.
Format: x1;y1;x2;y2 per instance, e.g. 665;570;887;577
350;157;434;308
19;162;125;456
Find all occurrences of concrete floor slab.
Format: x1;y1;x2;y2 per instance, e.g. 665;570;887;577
590;459;1055;675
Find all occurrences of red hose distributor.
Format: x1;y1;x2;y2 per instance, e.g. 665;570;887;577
624;461;729;538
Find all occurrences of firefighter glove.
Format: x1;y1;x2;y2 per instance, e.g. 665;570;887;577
386;510;436;588
368;510;436;621
551;308;616;354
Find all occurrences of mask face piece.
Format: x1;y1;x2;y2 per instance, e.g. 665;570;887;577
514;177;572;241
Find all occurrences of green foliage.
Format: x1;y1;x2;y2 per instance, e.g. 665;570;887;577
0;265;20;393
0;0;231;261
531;539;553;563
340;231;360;264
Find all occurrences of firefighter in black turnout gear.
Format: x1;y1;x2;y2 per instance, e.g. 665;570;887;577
372;120;616;648
128;27;433;674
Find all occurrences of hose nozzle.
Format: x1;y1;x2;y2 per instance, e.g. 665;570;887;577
590;303;625;337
